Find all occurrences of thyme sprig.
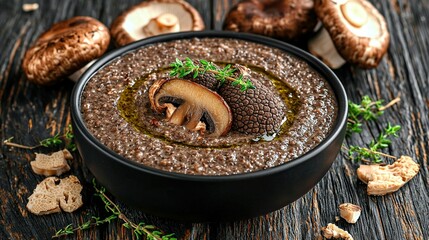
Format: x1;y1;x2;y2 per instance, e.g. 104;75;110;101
3;124;76;151
347;96;400;135
53;179;176;240
346;123;401;163
170;57;255;91
53;215;117;238
343;95;402;163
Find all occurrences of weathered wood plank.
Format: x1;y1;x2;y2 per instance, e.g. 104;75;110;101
0;0;428;239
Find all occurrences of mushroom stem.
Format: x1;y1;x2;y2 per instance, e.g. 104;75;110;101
169;102;192;125
143;13;180;36
68;60;96;82
308;27;346;69
340;1;369;28
185;108;204;130
110;0;205;46
156;13;179;30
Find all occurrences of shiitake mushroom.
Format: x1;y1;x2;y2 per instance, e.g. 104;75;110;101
22;16;110;85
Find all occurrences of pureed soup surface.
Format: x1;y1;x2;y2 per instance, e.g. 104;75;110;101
81;38;338;175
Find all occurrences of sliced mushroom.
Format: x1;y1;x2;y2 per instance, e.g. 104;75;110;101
22;16;110;85
309;0;390;69
110;0;205;46
149;79;232;137
223;0;317;41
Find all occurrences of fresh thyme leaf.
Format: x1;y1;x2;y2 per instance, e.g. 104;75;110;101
4;124;76;151
347;123;401;163
170;57;255;91
344;96;401;163
53;179;176;240
55;224;73;236
347;95;388;135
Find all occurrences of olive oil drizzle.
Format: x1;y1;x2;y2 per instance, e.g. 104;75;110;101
117;64;301;148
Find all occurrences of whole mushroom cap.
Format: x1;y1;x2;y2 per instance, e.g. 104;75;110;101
22;16;110;85
223;0;317;40
314;0;390;68
110;0;205;46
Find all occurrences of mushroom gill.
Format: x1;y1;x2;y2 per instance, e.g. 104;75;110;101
149;79;233;137
309;0;390;69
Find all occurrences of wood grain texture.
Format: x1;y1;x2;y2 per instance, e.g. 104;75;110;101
0;0;428;239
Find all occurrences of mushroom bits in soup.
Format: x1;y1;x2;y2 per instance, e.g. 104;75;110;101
81;38;338;175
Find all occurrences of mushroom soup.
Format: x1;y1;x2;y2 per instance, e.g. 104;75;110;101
81;38;338;175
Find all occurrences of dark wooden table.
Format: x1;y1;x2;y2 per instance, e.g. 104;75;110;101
1;0;428;239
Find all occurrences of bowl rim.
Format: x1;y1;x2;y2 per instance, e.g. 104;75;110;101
71;30;348;181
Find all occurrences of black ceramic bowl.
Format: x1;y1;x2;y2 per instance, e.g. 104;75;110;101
71;31;347;222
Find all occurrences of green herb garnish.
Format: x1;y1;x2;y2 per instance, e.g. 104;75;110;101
346;123;401;163
347;96;400;135
343;96;401;163
170;57;255;92
3;124;76;151
53;180;176;240
53;215;117;238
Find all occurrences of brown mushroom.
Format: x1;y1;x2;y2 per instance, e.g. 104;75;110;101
308;0;390;69
339;203;361;224
321;223;354;240
22;16;110;85
110;0;205;46
223;0;317;41
26;175;83;215
30;149;73;177
149;79;232;137
357;155;420;195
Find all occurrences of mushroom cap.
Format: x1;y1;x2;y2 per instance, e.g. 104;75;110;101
314;0;390;68
22;16;110;85
110;0;205;46
223;0;317;40
149;78;233;137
